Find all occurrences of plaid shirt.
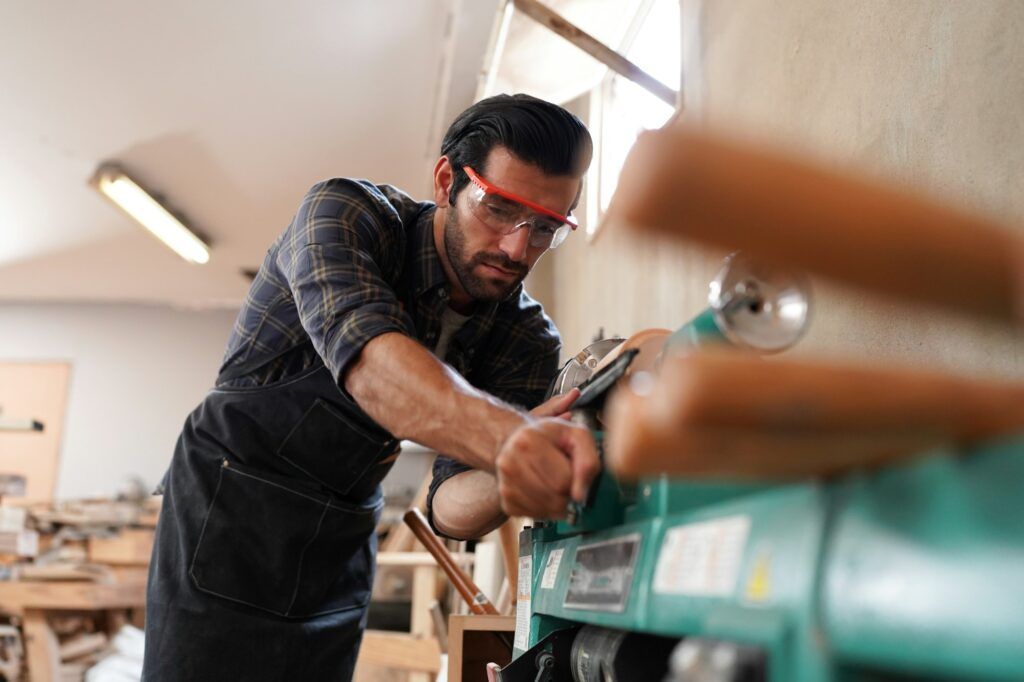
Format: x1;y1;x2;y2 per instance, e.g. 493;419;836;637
220;178;561;526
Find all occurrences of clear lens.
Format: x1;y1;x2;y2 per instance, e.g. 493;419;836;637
467;184;572;249
547;223;572;249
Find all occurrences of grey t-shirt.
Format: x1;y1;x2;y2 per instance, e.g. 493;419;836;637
433;305;470;360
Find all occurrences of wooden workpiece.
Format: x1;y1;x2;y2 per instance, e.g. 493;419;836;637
608;124;1024;324
88;528;154;566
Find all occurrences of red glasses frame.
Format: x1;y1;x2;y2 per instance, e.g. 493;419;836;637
463;166;578;230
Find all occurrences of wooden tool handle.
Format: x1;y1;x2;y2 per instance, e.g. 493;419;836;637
608;125;1024;323
403;508;499;616
605;350;1024;479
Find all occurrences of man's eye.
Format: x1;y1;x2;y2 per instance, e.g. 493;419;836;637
533;223;559;235
485;204;515;219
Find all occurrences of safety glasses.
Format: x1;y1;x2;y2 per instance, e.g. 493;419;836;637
462;166;577;249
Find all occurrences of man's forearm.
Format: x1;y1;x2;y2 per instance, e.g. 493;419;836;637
431;470;505;539
344;332;526;472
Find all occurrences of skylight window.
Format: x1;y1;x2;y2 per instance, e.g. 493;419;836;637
589;0;680;235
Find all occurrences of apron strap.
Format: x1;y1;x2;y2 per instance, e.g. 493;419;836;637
217;339;315;384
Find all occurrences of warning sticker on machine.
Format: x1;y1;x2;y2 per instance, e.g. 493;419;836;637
653;515;750;597
514;555;532;650
540;548;564;589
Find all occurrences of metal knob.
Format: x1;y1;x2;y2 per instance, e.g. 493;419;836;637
708;252;812;353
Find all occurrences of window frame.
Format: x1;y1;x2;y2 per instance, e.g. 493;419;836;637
585;0;681;240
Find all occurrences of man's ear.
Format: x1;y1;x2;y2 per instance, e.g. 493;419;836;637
433;156;454;208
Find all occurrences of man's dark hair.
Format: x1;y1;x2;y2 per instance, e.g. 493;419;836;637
440;93;593;202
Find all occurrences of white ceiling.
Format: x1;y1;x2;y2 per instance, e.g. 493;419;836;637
0;0;498;307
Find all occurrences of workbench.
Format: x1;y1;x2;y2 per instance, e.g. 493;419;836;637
0;571;147;681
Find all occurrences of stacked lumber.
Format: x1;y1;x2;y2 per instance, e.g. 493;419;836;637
0;494;158;681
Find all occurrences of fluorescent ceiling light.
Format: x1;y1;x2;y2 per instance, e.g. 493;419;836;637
0;418;44;432
91;165;210;264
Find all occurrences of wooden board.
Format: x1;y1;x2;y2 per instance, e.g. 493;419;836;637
0;362;71;503
357;631;441;673
58;631;107;661
88;529;155;566
376;551;473;568
0;577;146;616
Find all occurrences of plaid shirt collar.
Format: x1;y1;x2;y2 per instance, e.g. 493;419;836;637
410;206;450;298
408;205;512;345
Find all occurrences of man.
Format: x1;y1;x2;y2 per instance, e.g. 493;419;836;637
142;94;598;680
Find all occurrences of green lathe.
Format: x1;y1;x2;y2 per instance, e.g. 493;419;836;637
496;255;1024;682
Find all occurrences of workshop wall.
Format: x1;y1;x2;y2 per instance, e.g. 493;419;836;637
544;0;1024;378
0;304;235;499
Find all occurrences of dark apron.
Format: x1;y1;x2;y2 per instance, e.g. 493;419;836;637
143;344;399;681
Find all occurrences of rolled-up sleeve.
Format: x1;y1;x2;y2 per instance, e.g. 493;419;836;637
276;179;416;386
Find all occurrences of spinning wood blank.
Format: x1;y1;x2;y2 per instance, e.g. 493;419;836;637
608;125;1024;324
591;328;671;375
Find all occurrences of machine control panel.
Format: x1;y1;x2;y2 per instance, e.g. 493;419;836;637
563;533;641;612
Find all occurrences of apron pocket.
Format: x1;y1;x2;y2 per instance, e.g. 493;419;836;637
277;398;397;496
189;460;379;618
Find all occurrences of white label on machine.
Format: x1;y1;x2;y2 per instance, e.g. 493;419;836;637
514;555;532;650
653;515;750;596
540;548;564;589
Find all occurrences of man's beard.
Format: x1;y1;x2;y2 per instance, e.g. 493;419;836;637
444;209;528;302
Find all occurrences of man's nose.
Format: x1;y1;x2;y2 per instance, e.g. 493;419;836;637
498;226;531;263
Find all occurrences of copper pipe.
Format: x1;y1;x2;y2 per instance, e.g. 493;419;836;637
403;508;500;616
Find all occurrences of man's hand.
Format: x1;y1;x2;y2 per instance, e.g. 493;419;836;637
494;389;600;519
429;388;597;539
